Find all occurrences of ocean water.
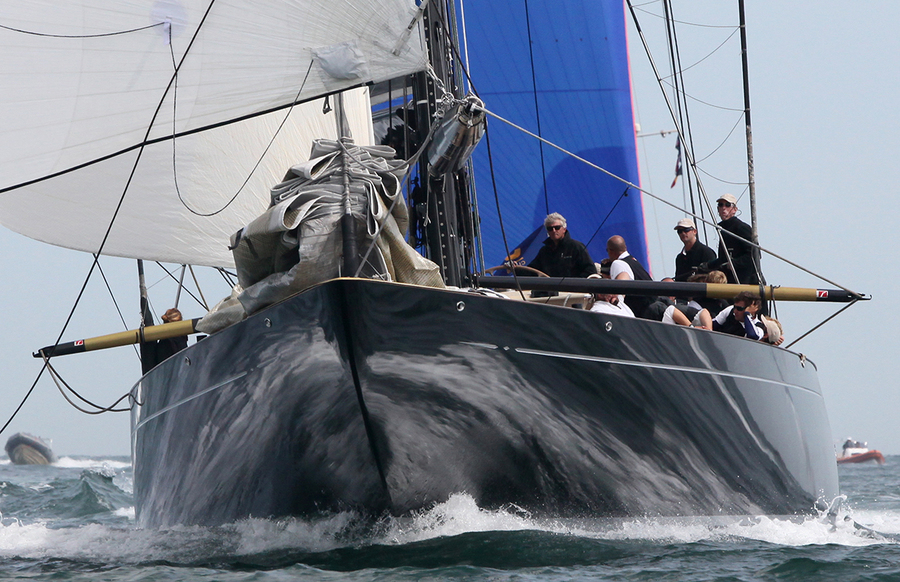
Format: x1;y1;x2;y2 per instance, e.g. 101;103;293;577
0;456;898;581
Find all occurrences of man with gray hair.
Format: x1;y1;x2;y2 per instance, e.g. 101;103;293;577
527;212;596;278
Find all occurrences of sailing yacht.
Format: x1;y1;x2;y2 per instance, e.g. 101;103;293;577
0;0;856;527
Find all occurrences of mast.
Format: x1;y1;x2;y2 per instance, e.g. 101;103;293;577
738;0;764;284
412;1;474;287
137;259;154;370
334;92;360;277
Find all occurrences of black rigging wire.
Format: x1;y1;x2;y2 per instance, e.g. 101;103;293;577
0;21;164;38
522;0;550;216
94;255;142;362
0;0;221;432
169;33;316;217
153;262;208;309
658;81;744;112
584;188;632;249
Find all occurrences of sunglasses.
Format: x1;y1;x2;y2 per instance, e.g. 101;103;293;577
733;304;747;312
547;225;563;231
717;201;734;208
676;228;694;234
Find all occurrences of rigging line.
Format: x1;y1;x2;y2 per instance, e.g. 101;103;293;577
0;21;164;38
483;118;526;301
660;80;744;112
94;254;142;361
0;367;46;437
217;267;237;288
188;265;209;310
584;188;631;249
695;165;749;186
784;299;859;350
628;0;738;283
169;47;316;217
693;113;745;164
154;262;207;309
0;85;357;197
5;0;219;372
664;0;693;221
522;0;550;215
41;354;131;414
655;27;740;82
477;104;863;297
632;6;741;29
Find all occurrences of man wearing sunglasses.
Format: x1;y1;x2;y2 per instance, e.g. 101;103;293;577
673;217;716;282
712;291;763;339
527;212;596;278
707;193;758;285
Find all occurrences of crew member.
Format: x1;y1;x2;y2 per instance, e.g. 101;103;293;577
606;235;653;318
528;213;596;278
140;307;189;374
674;218;716;282
708;194;758;285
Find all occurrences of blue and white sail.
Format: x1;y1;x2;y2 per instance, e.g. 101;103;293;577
460;0;648;270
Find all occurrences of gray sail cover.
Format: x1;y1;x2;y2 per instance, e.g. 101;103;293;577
196;139;444;332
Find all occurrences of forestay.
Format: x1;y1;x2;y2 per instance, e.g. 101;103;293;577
0;0;427;267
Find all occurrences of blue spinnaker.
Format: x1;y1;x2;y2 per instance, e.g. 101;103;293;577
461;0;649;272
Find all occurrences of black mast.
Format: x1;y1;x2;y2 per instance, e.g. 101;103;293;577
411;1;476;288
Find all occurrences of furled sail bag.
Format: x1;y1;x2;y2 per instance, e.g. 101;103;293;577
197;139;444;333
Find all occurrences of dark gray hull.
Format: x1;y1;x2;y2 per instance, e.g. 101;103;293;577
131;278;838;527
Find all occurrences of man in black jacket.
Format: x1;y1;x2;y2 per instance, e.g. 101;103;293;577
708;194;758;285
528;213;596;278
673;217;716;281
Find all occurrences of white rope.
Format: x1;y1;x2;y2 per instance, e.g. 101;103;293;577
474;104;864;297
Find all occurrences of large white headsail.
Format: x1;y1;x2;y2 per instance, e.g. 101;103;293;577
0;0;427;267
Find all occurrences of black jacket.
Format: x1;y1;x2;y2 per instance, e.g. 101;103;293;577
709;216;758;285
675;240;717;281
528;232;596;278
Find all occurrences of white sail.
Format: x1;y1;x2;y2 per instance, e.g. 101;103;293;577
0;0;426;267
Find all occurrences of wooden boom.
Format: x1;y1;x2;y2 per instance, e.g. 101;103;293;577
33;319;200;358
479;276;866;303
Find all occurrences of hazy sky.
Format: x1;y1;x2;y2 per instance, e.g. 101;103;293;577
1;1;898;457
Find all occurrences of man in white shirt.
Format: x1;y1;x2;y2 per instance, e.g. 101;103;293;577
590;293;635;318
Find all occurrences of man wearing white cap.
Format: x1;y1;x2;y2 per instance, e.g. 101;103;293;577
708;193;757;285
673;217;716;281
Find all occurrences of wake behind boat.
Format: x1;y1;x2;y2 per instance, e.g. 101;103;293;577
1;0;864;527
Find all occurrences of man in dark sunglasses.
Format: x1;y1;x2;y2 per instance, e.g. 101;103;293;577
712;291;763;339
707;193;758;285
527;212;596;279
673;217;716;281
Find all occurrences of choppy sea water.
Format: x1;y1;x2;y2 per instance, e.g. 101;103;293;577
0;456;898;581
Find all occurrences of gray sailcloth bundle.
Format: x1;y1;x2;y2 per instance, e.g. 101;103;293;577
197;139;444;333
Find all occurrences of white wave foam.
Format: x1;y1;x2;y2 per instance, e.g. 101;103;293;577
368;493;900;548
0;493;894;564
55;457;131;470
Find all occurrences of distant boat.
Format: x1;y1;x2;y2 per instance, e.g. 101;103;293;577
837;438;885;465
4;433;57;465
